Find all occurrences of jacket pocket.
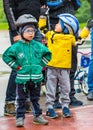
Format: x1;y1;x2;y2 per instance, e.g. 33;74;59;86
31;65;42;75
31;65;43;80
17;65;31;74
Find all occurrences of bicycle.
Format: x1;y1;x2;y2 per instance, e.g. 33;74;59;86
74;51;91;95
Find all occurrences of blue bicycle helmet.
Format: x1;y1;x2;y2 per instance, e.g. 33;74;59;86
58;13;79;35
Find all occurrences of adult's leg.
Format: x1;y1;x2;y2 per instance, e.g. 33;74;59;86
87;28;93;100
5;30;16;102
70;46;83;106
4;30;16;116
34;28;42;42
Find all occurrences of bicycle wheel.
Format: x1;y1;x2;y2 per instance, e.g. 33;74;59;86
81;75;88;95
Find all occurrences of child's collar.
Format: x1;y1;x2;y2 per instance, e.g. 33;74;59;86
54;31;63;34
21;39;30;44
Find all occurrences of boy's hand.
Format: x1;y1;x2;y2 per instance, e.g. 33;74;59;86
13;35;21;42
40;7;49;16
16;66;21;70
76;38;85;45
87;19;93;29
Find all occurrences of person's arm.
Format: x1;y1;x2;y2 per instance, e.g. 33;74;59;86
80;18;93;39
2;46;21;70
40;43;52;67
3;0;21;42
90;0;93;19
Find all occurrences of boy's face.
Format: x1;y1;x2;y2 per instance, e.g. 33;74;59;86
54;21;62;33
23;27;35;41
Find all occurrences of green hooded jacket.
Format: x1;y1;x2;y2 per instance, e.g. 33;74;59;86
2;39;51;84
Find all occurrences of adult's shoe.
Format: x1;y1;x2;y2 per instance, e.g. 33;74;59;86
87;92;93;100
53;101;61;109
70;97;83;106
4;101;16;116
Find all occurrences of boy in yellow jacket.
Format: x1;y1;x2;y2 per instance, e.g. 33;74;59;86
44;13;92;118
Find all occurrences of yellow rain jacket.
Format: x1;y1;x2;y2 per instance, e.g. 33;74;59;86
46;28;90;69
46;31;76;68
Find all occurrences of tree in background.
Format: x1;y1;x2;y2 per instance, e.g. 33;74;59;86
0;0;7;22
75;0;91;23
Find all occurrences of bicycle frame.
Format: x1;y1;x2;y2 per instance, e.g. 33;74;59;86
74;67;88;94
74;51;91;95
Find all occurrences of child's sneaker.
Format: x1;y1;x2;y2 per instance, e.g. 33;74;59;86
62;107;71;118
16;117;24;127
33;115;48;125
46;108;58;119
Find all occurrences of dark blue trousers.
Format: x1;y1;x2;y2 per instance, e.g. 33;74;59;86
16;81;42;119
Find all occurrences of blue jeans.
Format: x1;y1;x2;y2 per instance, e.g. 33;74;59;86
5;29;42;102
5;30;16;102
88;28;93;93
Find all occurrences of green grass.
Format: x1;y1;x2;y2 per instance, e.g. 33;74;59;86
0;23;8;30
80;23;86;29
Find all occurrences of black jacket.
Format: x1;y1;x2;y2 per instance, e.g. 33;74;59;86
49;1;75;30
3;0;46;36
90;0;93;18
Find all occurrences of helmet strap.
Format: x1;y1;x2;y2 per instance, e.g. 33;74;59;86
59;20;69;34
62;26;69;34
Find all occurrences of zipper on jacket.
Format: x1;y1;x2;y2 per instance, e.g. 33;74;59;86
29;43;32;78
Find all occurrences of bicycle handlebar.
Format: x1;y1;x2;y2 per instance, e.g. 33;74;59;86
76;38;85;45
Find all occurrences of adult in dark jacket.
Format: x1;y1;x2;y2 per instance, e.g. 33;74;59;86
3;0;46;116
47;0;83;107
3;0;46;42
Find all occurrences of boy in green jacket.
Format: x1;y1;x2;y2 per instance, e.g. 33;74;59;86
2;14;51;127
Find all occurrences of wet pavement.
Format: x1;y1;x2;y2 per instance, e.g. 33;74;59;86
0;30;93;130
0;105;93;130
